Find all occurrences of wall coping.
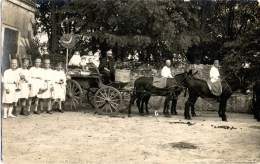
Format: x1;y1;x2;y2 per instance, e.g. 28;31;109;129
7;0;37;13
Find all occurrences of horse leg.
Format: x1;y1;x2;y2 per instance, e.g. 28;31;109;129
136;96;144;116
184;96;197;120
140;95;147;116
191;97;198;117
144;94;150;114
171;98;178;115
163;95;172;117
128;93;138;117
219;100;228;121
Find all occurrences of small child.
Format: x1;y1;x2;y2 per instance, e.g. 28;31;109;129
53;62;66;113
2;59;20;119
17;58;31;116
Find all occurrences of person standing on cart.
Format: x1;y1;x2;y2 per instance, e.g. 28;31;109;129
98;49;115;84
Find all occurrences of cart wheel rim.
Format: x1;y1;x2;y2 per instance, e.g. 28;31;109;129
94;86;122;115
65;79;83;110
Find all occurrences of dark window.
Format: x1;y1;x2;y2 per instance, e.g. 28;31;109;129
2;27;19;73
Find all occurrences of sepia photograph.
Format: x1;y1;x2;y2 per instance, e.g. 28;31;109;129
1;0;260;163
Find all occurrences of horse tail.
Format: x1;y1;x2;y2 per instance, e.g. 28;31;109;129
184;88;187;97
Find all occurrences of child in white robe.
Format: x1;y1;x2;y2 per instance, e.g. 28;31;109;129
17;58;31;116
2;59;20;119
38;59;55;114
28;58;44;114
53;63;66;112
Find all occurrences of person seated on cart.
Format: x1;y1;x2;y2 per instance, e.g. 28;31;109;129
69;51;81;67
161;59;174;78
98;49;115;84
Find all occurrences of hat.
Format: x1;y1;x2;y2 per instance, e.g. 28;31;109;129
213;60;220;67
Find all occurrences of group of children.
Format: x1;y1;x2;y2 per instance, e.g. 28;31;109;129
2;58;66;119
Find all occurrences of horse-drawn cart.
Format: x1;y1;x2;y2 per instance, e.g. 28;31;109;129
65;65;132;115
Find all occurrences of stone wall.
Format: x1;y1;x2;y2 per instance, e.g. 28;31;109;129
126;64;253;113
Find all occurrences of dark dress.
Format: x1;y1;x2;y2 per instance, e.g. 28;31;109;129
98;57;115;84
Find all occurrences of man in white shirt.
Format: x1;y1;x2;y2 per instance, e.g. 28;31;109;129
210;60;220;82
69;51;81;66
209;60;222;96
161;60;173;78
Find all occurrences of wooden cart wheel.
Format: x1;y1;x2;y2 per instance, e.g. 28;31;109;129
65;79;83;110
94;86;123;115
86;88;99;108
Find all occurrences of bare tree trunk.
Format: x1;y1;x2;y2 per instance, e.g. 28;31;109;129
50;1;58;52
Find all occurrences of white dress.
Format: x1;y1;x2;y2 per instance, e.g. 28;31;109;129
69;54;81;66
17;68;31;99
161;66;173;78
53;70;66;101
210;66;220;82
2;69;20;104
29;67;44;97
38;68;55;99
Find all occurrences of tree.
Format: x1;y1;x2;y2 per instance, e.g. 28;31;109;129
59;0;194;65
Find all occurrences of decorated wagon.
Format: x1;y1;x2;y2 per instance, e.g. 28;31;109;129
65;64;132;115
60;34;132;115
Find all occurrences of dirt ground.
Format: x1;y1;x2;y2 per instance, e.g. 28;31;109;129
2;104;260;164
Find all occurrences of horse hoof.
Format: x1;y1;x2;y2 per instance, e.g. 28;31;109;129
219;114;223;118
185;116;191;120
192;114;197;117
140;113;145;116
128;114;132;117
171;112;178;115
222;117;227;121
164;115;171;118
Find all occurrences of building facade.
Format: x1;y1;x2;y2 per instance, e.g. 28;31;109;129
1;0;36;71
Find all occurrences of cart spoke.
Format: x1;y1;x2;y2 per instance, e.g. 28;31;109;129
110;103;118;112
74;95;81;100
110;101;120;107
72;99;76;108
96;95;106;101
110;99;121;102
72;97;79;104
99;91;107;98
96;100;106;103
97;102;106;109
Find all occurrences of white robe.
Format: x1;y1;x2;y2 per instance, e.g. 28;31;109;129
2;69;20;104
210;66;220;82
29;67;44;97
161;66;173;78
17;68;31;99
69;54;81;66
38;68;55;99
93;51;100;67
53;70;66;101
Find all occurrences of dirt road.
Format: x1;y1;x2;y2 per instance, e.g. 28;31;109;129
2;106;260;163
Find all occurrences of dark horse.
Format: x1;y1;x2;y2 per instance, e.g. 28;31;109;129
128;72;188;117
183;70;250;121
